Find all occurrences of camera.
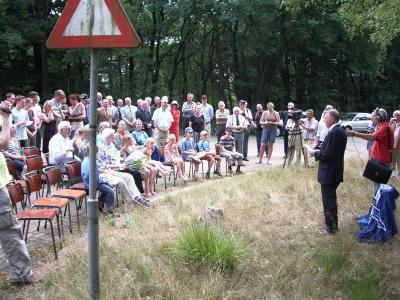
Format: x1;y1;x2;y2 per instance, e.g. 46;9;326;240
288;109;303;121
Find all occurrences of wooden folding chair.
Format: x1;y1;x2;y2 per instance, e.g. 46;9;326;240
24;172;70;235
23;146;41;157
158;146;177;189
47;168;87;229
7;181;62;259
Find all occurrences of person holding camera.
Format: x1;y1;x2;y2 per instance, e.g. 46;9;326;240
282;101;294;158
258;102;280;164
285;112;303;165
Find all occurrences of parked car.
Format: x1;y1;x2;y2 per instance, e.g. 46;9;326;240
340;112;372;132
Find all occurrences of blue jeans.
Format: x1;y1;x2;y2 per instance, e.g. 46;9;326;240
98;183;115;210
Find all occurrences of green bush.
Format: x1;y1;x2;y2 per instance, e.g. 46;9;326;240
175;224;245;270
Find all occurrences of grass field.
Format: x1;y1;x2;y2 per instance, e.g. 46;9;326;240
5;159;400;299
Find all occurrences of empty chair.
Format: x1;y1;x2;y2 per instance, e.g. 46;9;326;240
44;167;87;229
7;181;62;259
23;146;41;158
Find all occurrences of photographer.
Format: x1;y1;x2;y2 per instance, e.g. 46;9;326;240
299;109;318;166
285;111;303;165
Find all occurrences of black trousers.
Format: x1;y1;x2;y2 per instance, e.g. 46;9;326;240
182;118;191;131
321;183;340;232
284;130;289;155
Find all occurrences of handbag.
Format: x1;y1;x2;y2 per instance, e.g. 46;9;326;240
363;159;394;184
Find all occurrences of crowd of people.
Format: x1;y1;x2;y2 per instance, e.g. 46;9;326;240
0;88;399;283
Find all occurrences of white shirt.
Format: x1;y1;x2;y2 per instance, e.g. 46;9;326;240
301;117;318;140
215;109;230;124
317;118;329;142
49;133;74;165
10;108;29;141
152;107;173;130
201;103;214;123
226;114;246;132
240;108;253;127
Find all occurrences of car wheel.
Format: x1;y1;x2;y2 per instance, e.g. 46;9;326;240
345;125;352;131
276;127;282;137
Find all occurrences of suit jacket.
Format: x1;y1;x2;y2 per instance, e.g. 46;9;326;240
315;124;347;184
136;108;153;135
121;105;137;131
111;105;123;127
97;107;113;126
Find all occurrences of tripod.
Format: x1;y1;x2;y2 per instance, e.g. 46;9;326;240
282;121;307;169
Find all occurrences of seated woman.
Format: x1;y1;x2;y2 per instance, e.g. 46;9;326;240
198;130;222;178
218;128;244;176
114;120;131;150
120;135;137;159
75;124;90;159
131;119;149;146
3;126;28;179
164;134;188;182
97;128;145;195
142;138;171;177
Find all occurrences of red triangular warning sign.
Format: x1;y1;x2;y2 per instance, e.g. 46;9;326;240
47;0;141;49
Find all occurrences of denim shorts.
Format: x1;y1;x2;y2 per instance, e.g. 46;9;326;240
261;126;277;144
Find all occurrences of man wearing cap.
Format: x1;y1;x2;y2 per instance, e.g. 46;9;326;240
239;100;254;161
182;92;196;130
200;95;214;134
136;98;153;137
226;106;246;155
152;96;173;146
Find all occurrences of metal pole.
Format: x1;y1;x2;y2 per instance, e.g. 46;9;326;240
88;48;100;300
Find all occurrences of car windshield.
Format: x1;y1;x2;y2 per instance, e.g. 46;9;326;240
341;113;357;121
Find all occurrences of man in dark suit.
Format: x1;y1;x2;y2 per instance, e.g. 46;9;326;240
136;98;153;137
311;109;347;234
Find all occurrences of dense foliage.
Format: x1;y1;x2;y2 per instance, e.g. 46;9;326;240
0;0;399;112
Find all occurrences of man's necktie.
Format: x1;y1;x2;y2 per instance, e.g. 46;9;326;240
236;115;240;126
118;107;122;120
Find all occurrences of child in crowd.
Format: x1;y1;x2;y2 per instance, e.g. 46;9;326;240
198;130;222;178
164;134;188;182
180;127;206;180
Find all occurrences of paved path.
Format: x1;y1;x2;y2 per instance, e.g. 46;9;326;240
0;135;369;276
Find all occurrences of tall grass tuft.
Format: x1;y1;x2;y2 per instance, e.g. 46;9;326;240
175;224;245;270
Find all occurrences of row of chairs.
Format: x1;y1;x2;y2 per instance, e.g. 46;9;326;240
5;148;87;259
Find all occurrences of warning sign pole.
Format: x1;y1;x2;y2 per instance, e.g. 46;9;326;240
46;1;141;299
88;48;100;300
